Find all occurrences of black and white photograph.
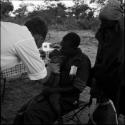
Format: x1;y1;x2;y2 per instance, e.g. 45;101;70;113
1;0;124;124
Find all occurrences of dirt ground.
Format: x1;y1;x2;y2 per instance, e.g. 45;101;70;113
1;30;98;124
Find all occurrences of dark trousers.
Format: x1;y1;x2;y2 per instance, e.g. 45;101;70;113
13;94;58;125
119;85;125;115
23;98;58;124
90;78;121;114
92;102;118;125
14;94;77;125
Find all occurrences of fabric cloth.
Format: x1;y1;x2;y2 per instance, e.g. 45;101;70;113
99;0;123;21
59;48;91;114
59;48;91;90
92;5;124;112
1;21;47;80
91;99;118;125
13;48;91;124
1;63;27;79
14;97;58;125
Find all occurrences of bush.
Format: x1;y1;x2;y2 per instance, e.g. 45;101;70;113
77;18;91;30
49;17;79;30
64;17;79;30
56;17;64;24
77;17;100;31
90;18;100;32
0;1;13;19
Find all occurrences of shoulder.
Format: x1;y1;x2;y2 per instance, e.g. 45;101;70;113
73;50;91;65
2;21;33;40
69;53;91;71
1;21;23;29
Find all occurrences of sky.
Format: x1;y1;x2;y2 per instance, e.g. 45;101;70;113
11;0;75;11
10;0;97;11
9;0;99;17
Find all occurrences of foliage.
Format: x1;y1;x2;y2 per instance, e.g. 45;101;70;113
13;4;28;17
77;18;91;29
90;0;106;5
26;2;67;25
1;0;101;31
72;4;91;19
63;17;79;30
89;18;101;32
77;16;100;31
0;0;13;19
90;0;124;5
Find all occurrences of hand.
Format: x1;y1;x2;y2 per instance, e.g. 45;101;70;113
47;63;60;74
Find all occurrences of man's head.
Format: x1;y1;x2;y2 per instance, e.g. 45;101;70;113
61;32;80;56
25;17;48;48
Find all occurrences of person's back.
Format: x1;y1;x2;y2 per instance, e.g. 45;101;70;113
1;17;49;81
1;21;34;70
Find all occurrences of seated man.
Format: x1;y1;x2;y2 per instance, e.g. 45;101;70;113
14;32;91;124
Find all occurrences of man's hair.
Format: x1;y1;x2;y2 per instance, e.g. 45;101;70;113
63;32;80;48
25;17;48;40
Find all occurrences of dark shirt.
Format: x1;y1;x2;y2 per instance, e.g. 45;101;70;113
59;48;91;100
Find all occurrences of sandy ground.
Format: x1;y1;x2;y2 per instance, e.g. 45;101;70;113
1;30;98;124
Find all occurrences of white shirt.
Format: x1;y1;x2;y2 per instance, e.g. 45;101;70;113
1;21;47;80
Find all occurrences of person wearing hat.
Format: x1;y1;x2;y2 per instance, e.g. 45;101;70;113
91;0;124;116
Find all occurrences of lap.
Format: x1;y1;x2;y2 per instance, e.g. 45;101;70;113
14;93;78;124
24;95;58;124
14;94;58;125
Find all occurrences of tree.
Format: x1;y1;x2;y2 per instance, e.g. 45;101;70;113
56;3;66;17
43;0;60;6
0;0;13;19
87;10;94;19
73;0;82;6
90;0;124;4
72;4;91;19
27;2;67;25
90;0;106;5
46;3;66;20
118;0;124;4
14;4;28;17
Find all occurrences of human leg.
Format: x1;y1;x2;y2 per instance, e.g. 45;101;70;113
23;96;58;124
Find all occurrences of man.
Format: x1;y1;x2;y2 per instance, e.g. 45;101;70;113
1;17;57;83
91;0;124;115
19;32;91;124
